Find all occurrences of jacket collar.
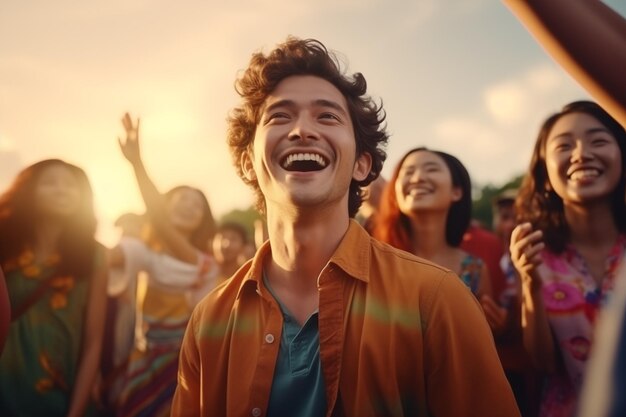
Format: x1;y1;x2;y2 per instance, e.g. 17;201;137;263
236;219;371;300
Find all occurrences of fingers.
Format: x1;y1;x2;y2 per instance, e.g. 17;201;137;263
510;222;532;247
121;112;139;133
524;240;545;266
122;112;132;131
509;223;545;292
510;223;544;265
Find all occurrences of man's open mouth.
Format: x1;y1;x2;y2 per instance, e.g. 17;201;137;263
281;152;329;172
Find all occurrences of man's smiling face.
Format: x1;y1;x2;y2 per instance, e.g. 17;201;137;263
242;75;371;214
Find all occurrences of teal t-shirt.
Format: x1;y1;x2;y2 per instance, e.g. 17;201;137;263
263;275;326;417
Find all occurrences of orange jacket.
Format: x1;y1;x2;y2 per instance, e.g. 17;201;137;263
172;221;520;417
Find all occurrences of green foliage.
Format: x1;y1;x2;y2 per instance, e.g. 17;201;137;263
471;174;524;229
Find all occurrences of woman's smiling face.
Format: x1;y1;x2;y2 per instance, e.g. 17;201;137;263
394;150;462;217
545;112;622;205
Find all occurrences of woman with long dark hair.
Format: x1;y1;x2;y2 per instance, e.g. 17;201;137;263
0;159;107;417
374;147;491;298
510;100;626;416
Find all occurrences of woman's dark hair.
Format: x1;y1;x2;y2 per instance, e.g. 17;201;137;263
515;100;626;253
227;36;388;217
373;147;472;250
0;159;97;278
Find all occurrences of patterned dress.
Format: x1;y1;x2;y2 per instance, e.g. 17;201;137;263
458;253;484;296
115;237;216;417
535;235;626;417
0;247;103;417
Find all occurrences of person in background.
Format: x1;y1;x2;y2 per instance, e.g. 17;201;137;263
99;212;146;416
374;147;492;300
171;37;520;417
461;219;510;336
462;220;505;299
114;213;145;240
491;188;540;417
510;101;626;417
212;221;248;284
111;113;217;417
502;2;626;416
0;159;107;417
356;174;386;234
493;188;519;308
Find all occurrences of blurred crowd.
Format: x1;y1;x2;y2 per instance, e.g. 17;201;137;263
1;1;625;416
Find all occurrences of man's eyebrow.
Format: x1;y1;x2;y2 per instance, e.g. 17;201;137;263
263;99;296;114
261;98;348;116
313;99;348;116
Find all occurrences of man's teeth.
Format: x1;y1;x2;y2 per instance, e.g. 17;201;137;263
283;153;327;168
570;169;599;181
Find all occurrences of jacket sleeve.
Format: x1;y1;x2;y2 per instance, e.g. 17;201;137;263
171;310;202;417
423;270;521;417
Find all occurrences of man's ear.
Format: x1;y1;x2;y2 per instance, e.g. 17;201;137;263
241;151;257;182
353;152;372;182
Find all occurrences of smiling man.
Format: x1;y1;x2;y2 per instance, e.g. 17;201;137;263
171;37;520;417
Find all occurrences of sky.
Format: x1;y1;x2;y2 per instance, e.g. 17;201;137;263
1;0;624;246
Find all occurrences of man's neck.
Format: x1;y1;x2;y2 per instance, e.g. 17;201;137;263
264;203;350;295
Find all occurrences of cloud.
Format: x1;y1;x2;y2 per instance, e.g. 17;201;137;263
434;117;502;153
432;62;588;186
483;63;565;126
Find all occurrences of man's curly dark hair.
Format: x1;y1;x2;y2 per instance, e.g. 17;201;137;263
227;36;388;217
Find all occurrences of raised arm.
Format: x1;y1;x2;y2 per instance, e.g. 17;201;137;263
119;113;199;264
502;0;626;125
509;222;555;371
67;255;108;417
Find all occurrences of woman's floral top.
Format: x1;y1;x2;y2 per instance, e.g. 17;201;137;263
536;234;626;417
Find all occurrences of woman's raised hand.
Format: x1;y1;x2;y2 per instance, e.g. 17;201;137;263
510;222;545;292
118;112;141;165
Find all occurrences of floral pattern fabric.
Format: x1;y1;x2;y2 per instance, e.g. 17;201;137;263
459;253;483;296
536;235;626;417
0;247;103;416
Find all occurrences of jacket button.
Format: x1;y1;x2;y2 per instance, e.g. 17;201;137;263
252;407;262;416
265;333;275;344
